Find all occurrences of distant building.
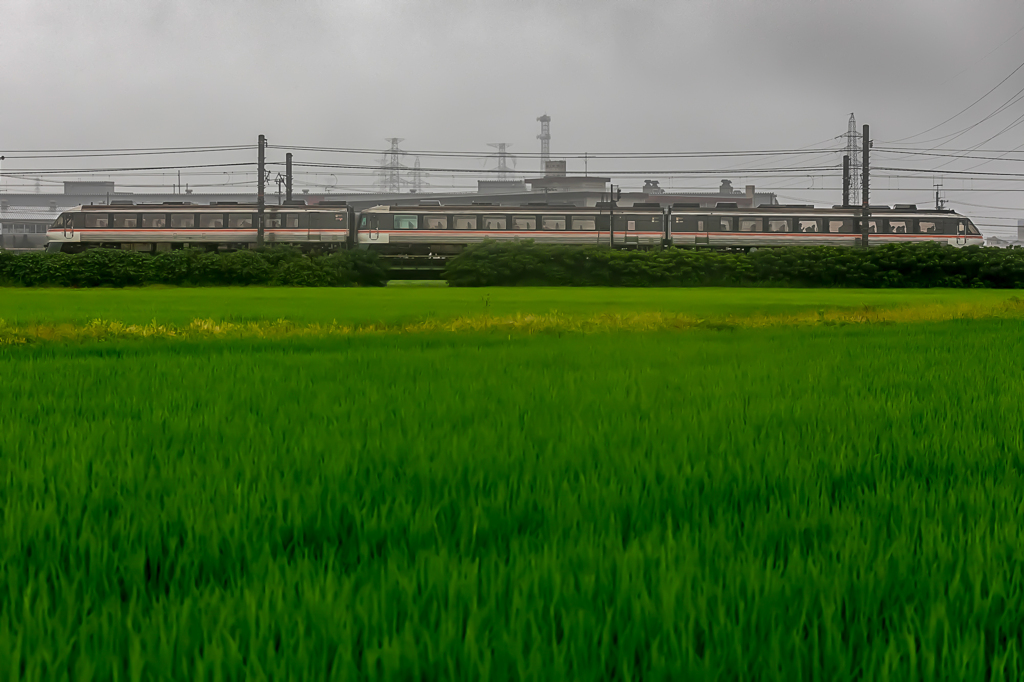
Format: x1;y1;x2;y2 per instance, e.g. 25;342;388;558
0;202;60;250
63;181;117;196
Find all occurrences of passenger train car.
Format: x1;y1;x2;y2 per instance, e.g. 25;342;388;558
44;200;983;253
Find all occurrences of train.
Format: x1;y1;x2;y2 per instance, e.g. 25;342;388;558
43;199;983;254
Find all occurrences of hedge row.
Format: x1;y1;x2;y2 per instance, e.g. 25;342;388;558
0;247;388;287
442;241;1024;288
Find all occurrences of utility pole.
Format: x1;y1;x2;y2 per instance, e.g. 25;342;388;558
608;184;620;248
842;155;850;207
286;153;293;201
861;124;870;249
257;134;266;247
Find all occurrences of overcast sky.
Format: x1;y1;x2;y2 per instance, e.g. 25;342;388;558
2;0;1022;234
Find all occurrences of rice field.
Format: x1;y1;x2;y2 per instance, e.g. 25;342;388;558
0;285;1020;326
2;289;1024;679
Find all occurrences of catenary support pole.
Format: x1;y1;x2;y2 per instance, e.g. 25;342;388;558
861;124;870;249
842;155;850;207
257;135;266;247
285;153;293;202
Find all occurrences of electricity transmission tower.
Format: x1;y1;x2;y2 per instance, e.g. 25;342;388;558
487;143;516;180
845;114;861;206
537;114;550;172
377;138;408;193
411;157;428;193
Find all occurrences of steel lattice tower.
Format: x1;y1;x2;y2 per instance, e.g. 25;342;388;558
411;157;428;193
487;143;515;180
537;115;550;172
845;114;861;206
377;138;407;193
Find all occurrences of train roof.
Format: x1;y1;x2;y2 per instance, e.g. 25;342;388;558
74;201;347;211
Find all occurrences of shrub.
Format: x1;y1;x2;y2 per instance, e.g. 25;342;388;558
443;241;1024;288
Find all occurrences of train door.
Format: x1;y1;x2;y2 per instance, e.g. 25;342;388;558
956;220;968;246
62;213;74;239
308;213;323;241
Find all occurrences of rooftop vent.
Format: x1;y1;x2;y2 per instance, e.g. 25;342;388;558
110;200;135;205
892;204;918;211
715;202;739;209
210;201;239;206
671;203;702;208
282;199;307;206
318;201;348;207
418;200;442;206
631;202;664;209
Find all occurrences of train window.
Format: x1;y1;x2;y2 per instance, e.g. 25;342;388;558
228;214;253;228
286;214;300;228
715;217;732;232
966;221;980;235
170;214;195;229
866;220;880;233
200;214;225;228
573;217;596;231
424;216;448;230
512;216;536;230
484;215;507;230
454;215;477;230
918;221;938;234
887;219;911;234
265;215;282;228
798;218;822;233
542;216;566;230
395;215;417;230
828;219;854;233
141;213;167;228
767;218;790;233
739;217;761;232
112;214;138;228
85;214;109;228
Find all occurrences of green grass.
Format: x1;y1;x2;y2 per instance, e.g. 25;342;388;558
0;286;1020;326
3;321;1024;679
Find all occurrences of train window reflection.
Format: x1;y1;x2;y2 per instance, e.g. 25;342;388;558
286;214;300;228
265;215;282;228
867;220;880;233
573;217;596;231
798;218;822;233
395;215;417;230
718;217;734;232
454;215;477;230
228;214;253;229
542;216;566;230
767;218;790;233
513;216;536;230
200;214;224;228
141;214;167;228
85;214;109;228
739;217;760;232
424;216;448;230
919;221;938;234
484;215;506;230
828;219;853;233
888;219;911;234
171;214;194;228
112;214;138;228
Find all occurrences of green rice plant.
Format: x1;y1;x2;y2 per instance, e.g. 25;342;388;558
1;295;1023;346
2;321;1024;679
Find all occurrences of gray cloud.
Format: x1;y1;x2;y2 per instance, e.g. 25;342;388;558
2;0;1022;231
